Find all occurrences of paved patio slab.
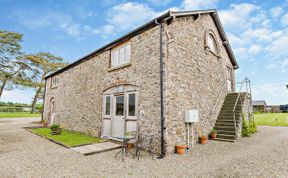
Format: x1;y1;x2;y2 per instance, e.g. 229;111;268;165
71;142;121;155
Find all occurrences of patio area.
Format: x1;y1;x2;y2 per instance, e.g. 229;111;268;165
0;118;287;178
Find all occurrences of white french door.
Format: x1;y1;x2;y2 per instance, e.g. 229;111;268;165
112;95;125;137
101;92;137;139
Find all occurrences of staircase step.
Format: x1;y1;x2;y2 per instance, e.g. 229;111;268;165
214;125;236;131
217;116;241;120
215;122;236;126
215;130;237;135
217;133;237;139
212;138;236;143
216;119;241;123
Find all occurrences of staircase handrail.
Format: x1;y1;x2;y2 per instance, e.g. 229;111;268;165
233;77;252;135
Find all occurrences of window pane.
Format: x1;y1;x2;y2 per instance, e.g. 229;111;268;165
124;44;131;63
116;96;124;116
105;96;111;115
112;50;118;67
128;93;136;116
208;34;217;53
119;47;125;65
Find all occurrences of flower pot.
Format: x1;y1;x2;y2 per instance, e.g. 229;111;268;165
175;145;186;155
210;132;217;139
51;128;62;135
127;143;134;150
199;137;208;144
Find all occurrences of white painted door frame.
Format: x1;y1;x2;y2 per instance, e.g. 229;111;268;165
101;91;137;140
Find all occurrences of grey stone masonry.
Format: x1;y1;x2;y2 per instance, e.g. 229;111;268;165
43;12;239;154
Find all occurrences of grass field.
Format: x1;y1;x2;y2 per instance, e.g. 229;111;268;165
254;113;288;126
0;112;41;118
30;128;105;147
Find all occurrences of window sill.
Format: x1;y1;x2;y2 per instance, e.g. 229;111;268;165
205;47;221;58
50;86;58;89
108;62;131;72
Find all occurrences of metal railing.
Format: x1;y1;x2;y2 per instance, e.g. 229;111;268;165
233;77;253;134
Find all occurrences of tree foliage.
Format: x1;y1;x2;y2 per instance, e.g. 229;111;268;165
0;30;33;97
19;52;68;113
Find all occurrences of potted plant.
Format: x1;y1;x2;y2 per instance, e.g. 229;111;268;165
125;132;135;150
175;142;186;155
50;124;62;135
210;129;217;139
198;129;208;144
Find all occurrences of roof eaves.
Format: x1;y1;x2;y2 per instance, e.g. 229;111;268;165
45;11;171;79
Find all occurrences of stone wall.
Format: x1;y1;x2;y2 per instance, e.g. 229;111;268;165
43;25;164;153
43;13;237;154
164;14;236;153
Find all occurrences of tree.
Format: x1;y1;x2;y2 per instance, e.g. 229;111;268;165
0;30;29;98
20;52;67;113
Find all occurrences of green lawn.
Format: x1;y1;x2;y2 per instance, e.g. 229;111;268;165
254;113;288;126
0;112;41;118
30;128;105;147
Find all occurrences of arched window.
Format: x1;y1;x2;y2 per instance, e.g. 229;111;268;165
205;29;219;56
207;34;217;53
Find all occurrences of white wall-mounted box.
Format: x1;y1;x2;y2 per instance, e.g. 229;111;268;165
185;110;198;123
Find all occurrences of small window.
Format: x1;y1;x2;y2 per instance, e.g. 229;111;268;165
104;96;111;116
51;77;59;88
111;42;131;68
128;93;136;116
205;29;219;55
208;34;217;53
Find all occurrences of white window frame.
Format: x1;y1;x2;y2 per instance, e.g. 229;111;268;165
226;66;232;92
126;91;137;120
51;76;59;88
207;34;217;54
111;42;131;68
103;95;112;118
205;29;219;56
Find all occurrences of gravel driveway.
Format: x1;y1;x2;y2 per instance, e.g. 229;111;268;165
0;118;287;178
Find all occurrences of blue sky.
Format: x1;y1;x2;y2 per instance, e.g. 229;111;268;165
0;0;287;105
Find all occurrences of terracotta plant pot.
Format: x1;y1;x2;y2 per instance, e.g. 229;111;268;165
175;145;186;155
51;128;62;135
210;132;217;139
127;143;134;150
199;136;208;144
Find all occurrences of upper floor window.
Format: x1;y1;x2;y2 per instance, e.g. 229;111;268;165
205;29;219;56
207;34;217;54
51;76;59;88
111;42;131;68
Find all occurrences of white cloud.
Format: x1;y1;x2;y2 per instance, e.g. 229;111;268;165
147;0;171;6
269;36;288;56
219;3;260;31
248;44;262;54
270;6;283;18
253;83;288;105
12;10;82;37
91;2;159;37
280;13;288;26
267;58;288;74
181;0;218;10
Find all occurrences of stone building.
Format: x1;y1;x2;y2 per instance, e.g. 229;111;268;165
43;10;252;155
